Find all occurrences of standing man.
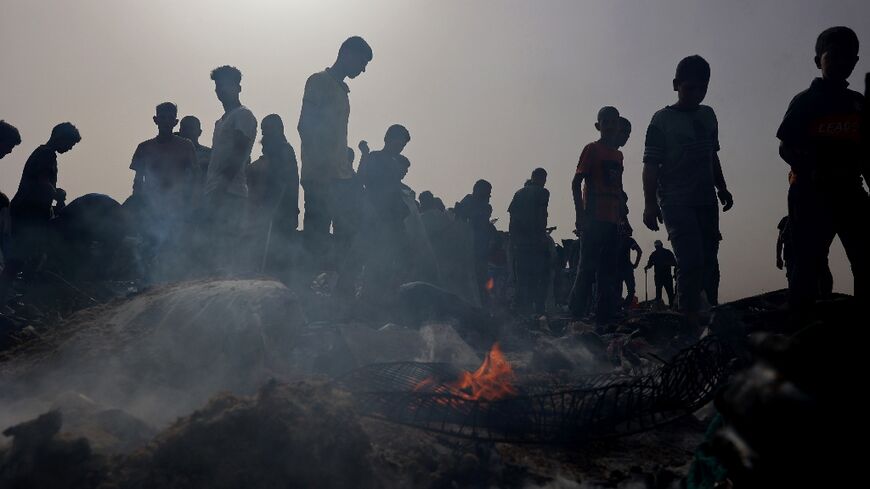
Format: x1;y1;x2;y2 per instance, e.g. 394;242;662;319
0;121;23;265
645;240;677;308
177;115;212;186
298;36;373;269
204;65;258;273
130;102;198;273
508;168;550;316
616;223;642;309
1;123;80;295
455;179;496;305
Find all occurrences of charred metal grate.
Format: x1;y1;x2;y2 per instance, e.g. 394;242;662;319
338;337;733;444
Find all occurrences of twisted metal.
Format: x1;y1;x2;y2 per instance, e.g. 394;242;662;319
338;337;733;444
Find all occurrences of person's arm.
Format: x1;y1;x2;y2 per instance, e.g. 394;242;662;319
297;74;331;146
572;171;585;232
631;241;642;269
712;153;733;211
645;253;653;271
642;123;665;231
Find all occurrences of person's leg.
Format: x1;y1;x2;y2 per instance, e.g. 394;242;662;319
531;245;550;316
818;259;834;297
698;207;721;307
654;278;663;303
835;191;870;300
332;178;364;296
663;277;675;307
662;205;703;315
595;222;619;322
788;182;836;309
624;269;636;308
512;246;531;313
569;221;604;318
301;180;332;259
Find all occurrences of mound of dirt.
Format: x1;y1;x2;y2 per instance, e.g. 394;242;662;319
0;279;305;427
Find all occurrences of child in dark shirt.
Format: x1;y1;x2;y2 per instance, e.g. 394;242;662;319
777;26;868;308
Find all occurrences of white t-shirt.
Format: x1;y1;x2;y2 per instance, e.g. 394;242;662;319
206;105;257;197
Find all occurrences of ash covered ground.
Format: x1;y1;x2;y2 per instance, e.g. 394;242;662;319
0;273;853;488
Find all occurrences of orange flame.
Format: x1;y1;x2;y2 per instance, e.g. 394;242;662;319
415;343;517;401
485;277;495;293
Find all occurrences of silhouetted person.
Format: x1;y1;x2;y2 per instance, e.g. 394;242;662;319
777;215;833;296
642;56;733;326
1;123;80;295
177;115;212;184
298;36;372;263
616;223;642;309
777;27;868;309
645;240;676;307
130;102;198;272
419;191;446;213
204;65;258;273
0;121;22;264
569;106;625;323
247;114;299;270
357;124;412;300
508;168;550;316
0;120;21;160
455;179;495;305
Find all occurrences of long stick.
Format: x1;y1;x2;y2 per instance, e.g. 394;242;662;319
260;220;274;273
645;269;649;303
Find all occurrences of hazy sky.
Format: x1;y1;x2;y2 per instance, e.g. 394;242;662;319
2;0;869;302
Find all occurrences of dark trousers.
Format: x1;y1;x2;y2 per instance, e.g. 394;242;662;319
655;274;675;307
788;182;869;307
662;205;719;314
513;241;549;315
202;190;246;274
620;267;636;307
302;178;362;267
569;219;618;321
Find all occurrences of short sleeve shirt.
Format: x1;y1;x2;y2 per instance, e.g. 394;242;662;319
206;105;257;197
130;136;198;200
643;105;720;207
776;77;865;188
576;141;624;223
298;69;352;182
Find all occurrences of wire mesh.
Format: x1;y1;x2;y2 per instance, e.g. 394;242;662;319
337;336;733;444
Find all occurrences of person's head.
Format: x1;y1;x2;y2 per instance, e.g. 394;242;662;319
178;116;202;141
654;239;663;250
617;117;632;148
336;36;373;79
0;120;22;159
472;179;492;201
531;167;547;186
260;114;287;145
153;102;178;134
673;55;711;108
48;122;81;153
419;190;434;205
815;26;859;82
595;106;621;144
210;65;243;105
384;124;410;154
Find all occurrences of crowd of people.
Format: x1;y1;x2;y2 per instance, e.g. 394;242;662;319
0;26;867;328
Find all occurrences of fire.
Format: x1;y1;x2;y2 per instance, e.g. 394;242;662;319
415;343;517;401
485;277;495;293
